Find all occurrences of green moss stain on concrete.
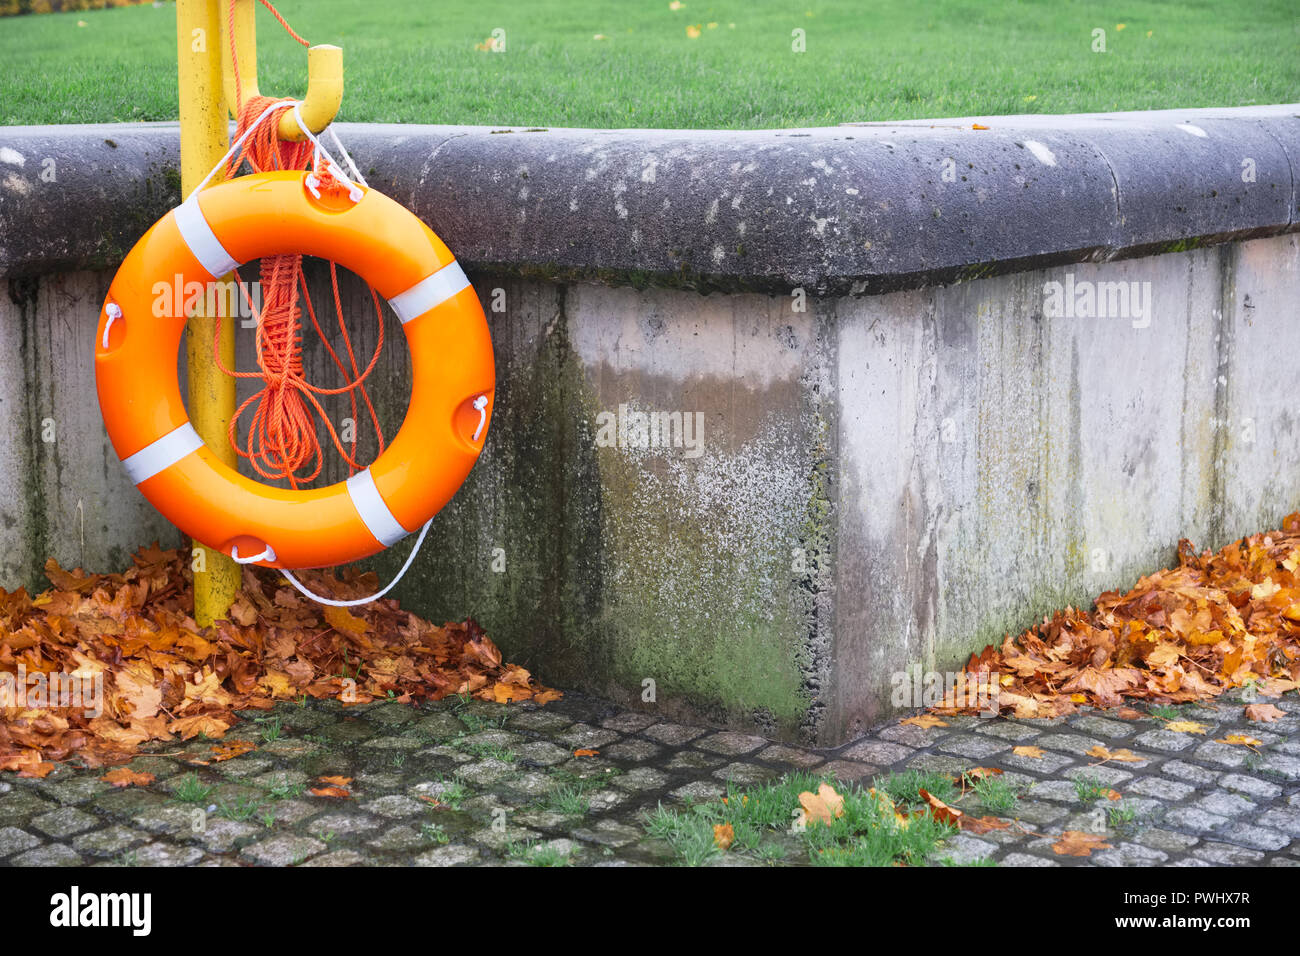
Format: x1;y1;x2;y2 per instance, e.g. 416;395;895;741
563;290;832;738
366;278;823;738
593;434;813;731
377;280;608;689
10;275;46;592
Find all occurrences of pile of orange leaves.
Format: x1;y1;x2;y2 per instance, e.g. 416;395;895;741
933;515;1300;718
0;545;560;775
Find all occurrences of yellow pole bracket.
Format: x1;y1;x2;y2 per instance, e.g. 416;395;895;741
218;0;343;141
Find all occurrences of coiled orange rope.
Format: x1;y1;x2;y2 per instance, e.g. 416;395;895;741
214;0;385;488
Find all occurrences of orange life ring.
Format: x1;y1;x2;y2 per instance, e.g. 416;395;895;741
95;169;494;570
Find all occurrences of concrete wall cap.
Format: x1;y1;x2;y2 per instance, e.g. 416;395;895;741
1;104;1297;293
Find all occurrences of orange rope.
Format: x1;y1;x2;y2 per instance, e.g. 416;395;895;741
228;0;310;116
216;1;386;488
257;0;311;47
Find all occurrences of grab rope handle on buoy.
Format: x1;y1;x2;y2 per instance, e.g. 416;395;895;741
231;543;276;564
472;394;488;441
292;101;365;200
279;517;433;607
102;303;122;349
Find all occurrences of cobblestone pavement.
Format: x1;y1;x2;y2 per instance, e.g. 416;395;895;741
2;688;1299;867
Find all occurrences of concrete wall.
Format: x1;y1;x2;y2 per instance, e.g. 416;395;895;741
1;270;183;587
2;106;1299;744
830;237;1300;741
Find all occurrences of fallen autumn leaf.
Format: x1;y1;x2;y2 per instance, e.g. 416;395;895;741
101;767;155;788
1053;830;1112;857
900;714;949;729
713;822;734;850
1086;745;1144;763
1244;703;1285;722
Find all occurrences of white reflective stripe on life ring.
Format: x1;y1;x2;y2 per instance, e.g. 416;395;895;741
387;260;472;324
121;422;205;485
174;197;239;279
345;467;409;546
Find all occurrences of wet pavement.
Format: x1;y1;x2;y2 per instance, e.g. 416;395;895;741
2;687;1298;867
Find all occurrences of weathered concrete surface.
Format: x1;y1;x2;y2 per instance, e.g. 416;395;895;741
852;105;1300;256
1;272;181;589
0;125;182;277
831;236;1300;740
376;235;1297;744
2;110;1300;744
2;236;1298;744
3;105;1297;291
387;282;837;738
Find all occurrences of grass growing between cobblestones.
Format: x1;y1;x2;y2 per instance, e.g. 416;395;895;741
457;742;518;763
169;773;214;805
1149;704;1194;720
970;775;1021;813
643;771;958;867
506;838;576;867
1107;802;1138;831
880;769;957;806
548;784;590;817
216;794;264;822
1074;774;1114;803
425;778;468;812
451;695;512;734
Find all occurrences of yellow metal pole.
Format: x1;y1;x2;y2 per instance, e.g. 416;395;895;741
175;0;343;625
177;0;240;624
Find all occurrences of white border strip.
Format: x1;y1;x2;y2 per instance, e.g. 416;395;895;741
387;261;471;324
346;468;409;546
173;197;239;279
121;422;204;485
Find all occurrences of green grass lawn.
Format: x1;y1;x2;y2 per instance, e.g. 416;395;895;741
1;0;1295;129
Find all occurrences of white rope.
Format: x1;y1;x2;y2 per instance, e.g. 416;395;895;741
326;125;369;188
184;100;367;204
186;99;297;201
279;517;433;607
102;303;122;349
472;395;488;441
290;103;364;202
231;543;276;565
